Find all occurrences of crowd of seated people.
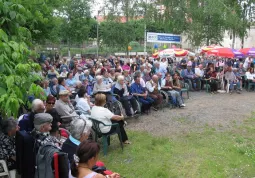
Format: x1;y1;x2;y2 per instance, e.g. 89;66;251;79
2;54;255;177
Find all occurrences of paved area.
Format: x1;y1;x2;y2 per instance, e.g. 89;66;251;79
126;91;255;137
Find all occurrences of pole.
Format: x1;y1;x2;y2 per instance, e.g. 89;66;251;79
144;24;147;56
96;11;99;58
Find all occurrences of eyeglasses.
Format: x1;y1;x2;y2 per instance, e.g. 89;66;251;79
47;102;55;105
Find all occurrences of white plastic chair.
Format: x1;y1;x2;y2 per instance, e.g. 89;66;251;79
226;80;236;93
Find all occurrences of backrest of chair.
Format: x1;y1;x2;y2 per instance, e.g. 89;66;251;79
88;117;106;136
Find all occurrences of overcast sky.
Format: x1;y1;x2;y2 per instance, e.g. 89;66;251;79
91;0;104;17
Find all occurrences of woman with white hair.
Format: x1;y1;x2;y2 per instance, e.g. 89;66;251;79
93;75;112;102
62;119;92;163
113;75;139;116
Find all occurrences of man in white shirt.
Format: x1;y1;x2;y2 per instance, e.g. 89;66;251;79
195;64;204;78
145;75;163;110
195;64;205;89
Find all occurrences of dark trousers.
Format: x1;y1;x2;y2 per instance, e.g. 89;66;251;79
120;96;138;116
208;80;218;92
138;96;154;113
107;120;128;142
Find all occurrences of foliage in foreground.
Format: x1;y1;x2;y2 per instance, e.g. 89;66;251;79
0;0;45;118
100;118;255;178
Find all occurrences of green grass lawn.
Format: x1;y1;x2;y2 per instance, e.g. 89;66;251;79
99;116;255;178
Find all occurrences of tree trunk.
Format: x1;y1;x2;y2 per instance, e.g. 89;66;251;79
232;31;235;49
241;36;244;49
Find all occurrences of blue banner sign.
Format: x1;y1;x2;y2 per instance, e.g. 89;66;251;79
147;32;181;44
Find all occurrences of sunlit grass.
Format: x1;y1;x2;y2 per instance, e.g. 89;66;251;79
98;116;255;178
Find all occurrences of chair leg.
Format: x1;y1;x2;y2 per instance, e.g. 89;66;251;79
102;136;108;156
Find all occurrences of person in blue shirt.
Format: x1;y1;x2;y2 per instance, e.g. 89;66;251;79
153;62;167;78
66;72;76;89
131;75;154;113
58;77;68;91
183;63;201;91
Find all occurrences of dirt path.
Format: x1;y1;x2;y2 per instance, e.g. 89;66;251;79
126;91;255;137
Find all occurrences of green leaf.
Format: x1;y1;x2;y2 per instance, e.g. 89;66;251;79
5;75;14;88
9;11;16;20
12;51;19;61
0;29;8;42
0;87;6;95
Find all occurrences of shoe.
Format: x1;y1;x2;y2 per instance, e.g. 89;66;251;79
180;104;186;107
151;106;158;111
237;90;241;94
124;121;128;126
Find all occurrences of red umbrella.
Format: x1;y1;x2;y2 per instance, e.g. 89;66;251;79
239;48;255;56
207;48;244;58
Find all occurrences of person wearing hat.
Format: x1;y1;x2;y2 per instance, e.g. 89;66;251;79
55;90;92;129
31;113;61;149
183;61;201;91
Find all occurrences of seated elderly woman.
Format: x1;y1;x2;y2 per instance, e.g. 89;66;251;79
0;118;19;171
66;72;77;90
62;119;91;163
113;75;139;116
93;75;112;102
91;94;131;144
76;86;91;116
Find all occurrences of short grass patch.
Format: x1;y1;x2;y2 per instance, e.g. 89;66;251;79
99;117;255;178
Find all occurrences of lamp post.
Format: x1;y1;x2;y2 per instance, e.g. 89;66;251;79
241;1;248;49
96;10;100;58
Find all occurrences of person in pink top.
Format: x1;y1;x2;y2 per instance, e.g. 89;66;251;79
122;62;130;71
70;140;120;178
